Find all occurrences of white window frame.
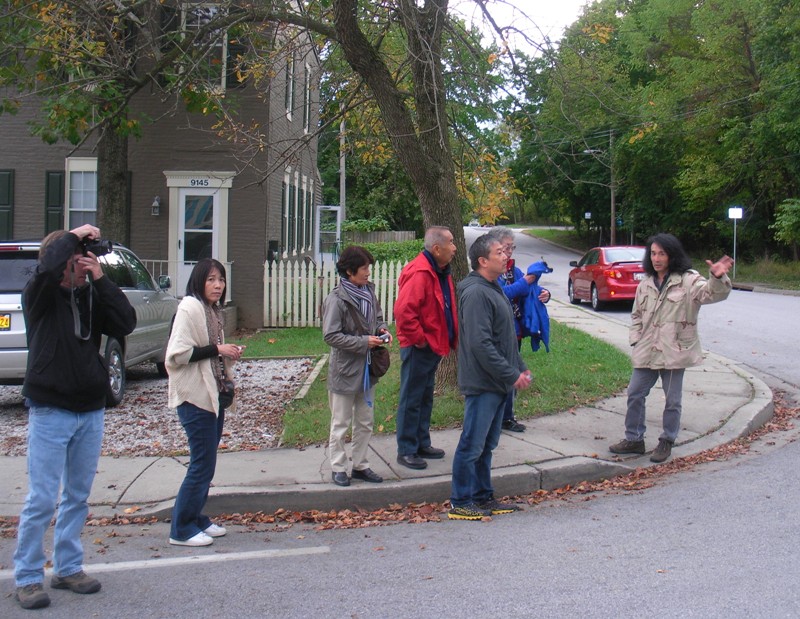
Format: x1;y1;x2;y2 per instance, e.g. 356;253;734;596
303;62;312;133
182;3;228;94
65;157;97;228
303;176;313;252
282;168;292;256
285;52;295;120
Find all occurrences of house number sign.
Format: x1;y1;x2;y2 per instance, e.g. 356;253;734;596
189;178;210;187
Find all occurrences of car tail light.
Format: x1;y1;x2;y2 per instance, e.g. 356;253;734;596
603;269;623;279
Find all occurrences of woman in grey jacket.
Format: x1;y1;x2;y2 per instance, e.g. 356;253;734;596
322;246;391;487
609;233;733;463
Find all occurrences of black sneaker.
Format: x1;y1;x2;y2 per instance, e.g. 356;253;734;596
609;438;646;455
477;498;522;515
396;454;427;470
15;583;50;609
51;570;101;594
332;471;350;486
650;439;674;463
352;468;383;483
502;418;526;432
418;446;445;459
447;503;491;521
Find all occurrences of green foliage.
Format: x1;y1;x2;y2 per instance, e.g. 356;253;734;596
509;0;800;257
348;239;425;263
316;8;518;236
770;199;800;249
340;216;391;232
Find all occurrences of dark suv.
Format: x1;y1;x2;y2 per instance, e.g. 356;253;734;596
0;240;178;406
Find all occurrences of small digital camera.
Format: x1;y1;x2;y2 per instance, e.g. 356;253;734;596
379;333;391;343
80;238;113;257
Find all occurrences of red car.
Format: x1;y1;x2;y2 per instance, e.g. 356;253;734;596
568;246;646;310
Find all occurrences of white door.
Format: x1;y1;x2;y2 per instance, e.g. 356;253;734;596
316;205;342;269
178;188;219;294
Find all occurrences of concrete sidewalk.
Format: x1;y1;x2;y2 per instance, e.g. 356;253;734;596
0;301;773;519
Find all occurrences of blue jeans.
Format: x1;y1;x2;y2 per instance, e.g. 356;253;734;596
170;403;224;541
395;346;442;456
450;391;506;507
624;368;685;442
14;402;104;587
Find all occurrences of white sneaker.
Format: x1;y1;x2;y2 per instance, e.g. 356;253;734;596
203;523;227;538
169;531;213;547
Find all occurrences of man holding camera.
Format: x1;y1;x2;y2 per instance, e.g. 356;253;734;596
13;225;136;610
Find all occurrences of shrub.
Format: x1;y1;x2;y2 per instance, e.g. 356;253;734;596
341;216;391;232
344;239;424;263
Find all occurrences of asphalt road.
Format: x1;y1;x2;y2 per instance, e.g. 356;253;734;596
2;417;798;618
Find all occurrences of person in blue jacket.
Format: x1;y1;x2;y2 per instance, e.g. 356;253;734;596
521;261;552;354
485;228;551;432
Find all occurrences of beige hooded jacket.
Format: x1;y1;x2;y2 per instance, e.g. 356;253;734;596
629;270;731;369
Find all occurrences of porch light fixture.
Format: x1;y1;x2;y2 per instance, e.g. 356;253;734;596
151;196;161;216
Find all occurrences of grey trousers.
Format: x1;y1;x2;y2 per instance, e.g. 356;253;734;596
624;368;685;443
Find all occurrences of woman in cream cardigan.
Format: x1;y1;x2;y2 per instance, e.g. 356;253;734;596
165;259;243;547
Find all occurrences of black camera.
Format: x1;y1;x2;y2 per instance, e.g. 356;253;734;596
80;238;113;257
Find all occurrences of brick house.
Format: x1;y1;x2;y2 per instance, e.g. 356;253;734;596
0;5;321;329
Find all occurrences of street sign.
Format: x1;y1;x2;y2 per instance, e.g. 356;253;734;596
728;206;743;279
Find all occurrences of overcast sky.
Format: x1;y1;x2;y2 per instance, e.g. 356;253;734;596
453;0;589;50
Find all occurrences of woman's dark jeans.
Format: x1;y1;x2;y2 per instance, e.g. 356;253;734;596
170;402;224;541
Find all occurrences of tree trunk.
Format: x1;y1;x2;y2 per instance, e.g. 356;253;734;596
97;121;130;245
332;0;467;281
435;349;459;396
332;0;468;392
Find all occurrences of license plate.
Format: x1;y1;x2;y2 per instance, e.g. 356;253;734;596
634;272;646;281
0;313;9;331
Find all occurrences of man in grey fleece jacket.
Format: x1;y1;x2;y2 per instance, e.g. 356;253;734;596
449;234;532;521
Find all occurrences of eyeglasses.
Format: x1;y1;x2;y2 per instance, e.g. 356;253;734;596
503;245;516;252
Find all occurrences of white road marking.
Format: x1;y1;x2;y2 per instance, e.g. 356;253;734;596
0;546;330;580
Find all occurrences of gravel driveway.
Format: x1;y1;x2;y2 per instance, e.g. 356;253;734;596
0;358;316;457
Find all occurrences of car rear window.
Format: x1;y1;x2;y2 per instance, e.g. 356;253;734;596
99;251;135;288
605;248;644;263
0;251;39;292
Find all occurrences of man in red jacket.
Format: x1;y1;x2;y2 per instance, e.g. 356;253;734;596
394;226;458;469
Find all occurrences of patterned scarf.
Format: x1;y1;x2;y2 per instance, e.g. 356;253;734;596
501;259;522;320
340;277;374;326
203;300;226;391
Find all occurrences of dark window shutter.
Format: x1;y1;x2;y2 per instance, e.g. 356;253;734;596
226;42;247;90
0;170;13;240
160;6;179;52
45;170;64;235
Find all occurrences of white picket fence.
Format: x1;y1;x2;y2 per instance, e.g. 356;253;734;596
263;259;407;327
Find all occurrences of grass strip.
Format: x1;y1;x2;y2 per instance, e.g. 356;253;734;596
232;321;631;447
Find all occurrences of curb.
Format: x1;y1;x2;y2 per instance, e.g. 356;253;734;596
113;359;772;519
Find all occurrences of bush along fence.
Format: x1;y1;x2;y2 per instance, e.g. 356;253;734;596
264;259;407;328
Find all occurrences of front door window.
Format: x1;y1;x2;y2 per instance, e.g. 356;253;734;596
178;189;217;294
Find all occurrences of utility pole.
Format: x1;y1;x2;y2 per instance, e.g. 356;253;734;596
339;107;346;221
609;131;616;245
